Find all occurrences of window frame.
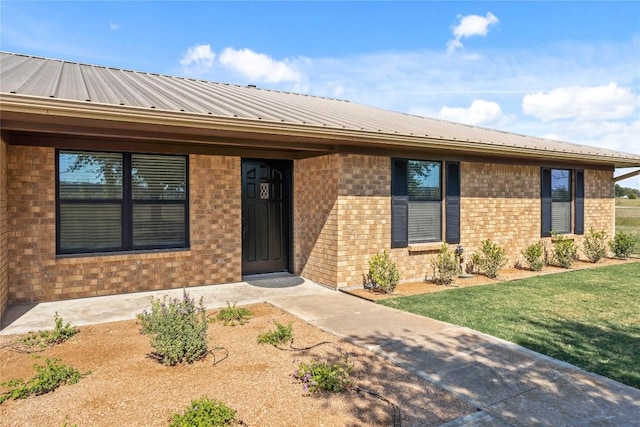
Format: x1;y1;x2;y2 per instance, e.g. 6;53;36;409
541;167;584;237
56;149;190;255
551;168;572;234
391;158;444;246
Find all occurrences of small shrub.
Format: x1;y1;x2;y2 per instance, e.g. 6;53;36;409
169;397;237;427
521;241;545;272
430;244;459;285
61;416;79;427
550;233;578;268
366;250;400;294
0;358;89;404
257;322;293;346
17;313;79;349
137;290;208;365
582;228;608;263
471;239;508;278
213;302;252;326
609;231;636;259
293;349;353;393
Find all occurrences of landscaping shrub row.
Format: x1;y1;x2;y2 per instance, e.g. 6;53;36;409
367;230;637;293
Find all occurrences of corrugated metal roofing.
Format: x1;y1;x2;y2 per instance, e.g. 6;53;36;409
1;51;639;164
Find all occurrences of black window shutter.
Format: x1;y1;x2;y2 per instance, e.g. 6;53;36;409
445;161;461;244
541;168;552;237
575;169;584;235
391;159;408;248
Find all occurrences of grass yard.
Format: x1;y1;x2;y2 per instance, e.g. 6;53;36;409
379;263;640;388
616;198;640;255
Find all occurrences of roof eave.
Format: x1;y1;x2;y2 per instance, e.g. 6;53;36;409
2;93;640;168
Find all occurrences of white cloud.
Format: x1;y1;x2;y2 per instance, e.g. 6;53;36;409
438;100;507;126
180;44;216;74
447;12;499;53
219;47;301;83
522;83;636;121
109;22;119;31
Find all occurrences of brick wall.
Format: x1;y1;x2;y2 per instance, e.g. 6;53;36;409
335;154;391;286
565;168;615;258
293;155;340;286
293;154;436;288
4;145;616;302
297;156;616;289
583;169;615;240
7;146;242;304
0;133;8;320
460;162;541;267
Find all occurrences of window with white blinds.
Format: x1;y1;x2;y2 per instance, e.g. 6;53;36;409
57;150;188;254
551;202;571;234
408;201;441;242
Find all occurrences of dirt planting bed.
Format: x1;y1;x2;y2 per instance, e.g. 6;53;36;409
0;303;474;426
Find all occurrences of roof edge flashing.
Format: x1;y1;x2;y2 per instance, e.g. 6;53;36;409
2;93;640;168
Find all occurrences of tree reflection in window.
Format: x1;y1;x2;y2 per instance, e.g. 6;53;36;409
408;160;441;200
59;152;123;199
551;169;571;201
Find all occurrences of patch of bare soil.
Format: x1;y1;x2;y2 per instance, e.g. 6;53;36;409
0;303;474;426
346;257;639;301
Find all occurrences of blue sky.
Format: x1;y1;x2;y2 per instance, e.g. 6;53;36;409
2;1;639;188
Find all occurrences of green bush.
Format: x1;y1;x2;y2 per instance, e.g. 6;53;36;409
169;397;237;427
17;313;79;349
521;241;545;272
61;416;79;427
257;322;293;346
582;228;608;263
0;358;89;404
213;302;252;326
366;250;400;294
293;350;353;393
471;239;508;278
609;231;636;259
551;233;578;268
137;290;208;365
430;244;459;285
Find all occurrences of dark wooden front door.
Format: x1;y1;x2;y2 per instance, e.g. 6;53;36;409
242;159;291;275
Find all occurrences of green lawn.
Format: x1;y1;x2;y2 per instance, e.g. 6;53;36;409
379;263;640;388
616;198;640;255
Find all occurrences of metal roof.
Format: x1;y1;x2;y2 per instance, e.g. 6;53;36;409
1;51;639;166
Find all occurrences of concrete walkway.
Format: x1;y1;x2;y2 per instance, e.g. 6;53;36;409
2;274;639;426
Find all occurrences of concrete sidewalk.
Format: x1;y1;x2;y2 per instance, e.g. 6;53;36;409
2;275;639;426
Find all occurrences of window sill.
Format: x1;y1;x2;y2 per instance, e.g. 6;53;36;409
408;242;443;252
56;247;191;262
550;234;577;241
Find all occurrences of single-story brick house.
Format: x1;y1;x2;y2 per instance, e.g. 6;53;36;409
1;52;639;321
